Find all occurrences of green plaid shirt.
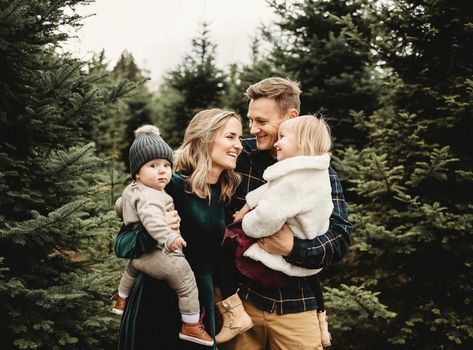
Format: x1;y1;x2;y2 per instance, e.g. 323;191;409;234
227;138;352;314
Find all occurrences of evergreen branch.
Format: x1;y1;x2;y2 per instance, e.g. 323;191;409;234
0;0;28;24
372;153;393;194
45;143;95;175
0;199;88;242
328;13;380;54
63;87;100;123
39;62;82;99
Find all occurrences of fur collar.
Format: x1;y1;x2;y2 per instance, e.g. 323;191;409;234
263;154;330;181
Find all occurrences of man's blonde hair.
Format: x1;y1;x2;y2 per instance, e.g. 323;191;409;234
174;109;241;203
245;77;301;115
281;115;332;156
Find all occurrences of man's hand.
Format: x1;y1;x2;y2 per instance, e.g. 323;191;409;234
165;203;181;231
257;223;294;256
169;236;187;252
233;203;251;222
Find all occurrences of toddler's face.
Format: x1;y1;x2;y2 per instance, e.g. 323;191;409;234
136;158;172;190
274;124;302;161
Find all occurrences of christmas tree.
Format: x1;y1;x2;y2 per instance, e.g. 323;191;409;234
0;1;135;348
333;1;473;348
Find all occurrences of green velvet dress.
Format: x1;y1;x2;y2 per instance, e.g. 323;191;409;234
117;172;226;350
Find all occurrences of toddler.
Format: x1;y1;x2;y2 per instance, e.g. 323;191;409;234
234;115;334;347
112;125;213;347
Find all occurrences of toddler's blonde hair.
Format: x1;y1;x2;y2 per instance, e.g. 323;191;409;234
280;114;332;156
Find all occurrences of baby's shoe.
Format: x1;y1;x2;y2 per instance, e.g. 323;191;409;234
112;295;127;315
179;321;214;347
317;310;332;347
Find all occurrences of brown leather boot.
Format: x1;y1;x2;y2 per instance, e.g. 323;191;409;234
215;292;253;344
111;296;126;315
317;311;332;347
179;321;214;347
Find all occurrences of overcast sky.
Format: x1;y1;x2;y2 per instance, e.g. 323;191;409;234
64;0;276;87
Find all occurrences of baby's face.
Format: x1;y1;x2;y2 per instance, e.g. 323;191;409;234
274;124;302;161
135;158;172;190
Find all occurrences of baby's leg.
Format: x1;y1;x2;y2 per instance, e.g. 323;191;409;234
164;253;200;319
117;260;139;298
130;250;200;318
131;250;214;345
113;260;139;314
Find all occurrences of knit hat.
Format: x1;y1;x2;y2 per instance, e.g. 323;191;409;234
129;125;173;178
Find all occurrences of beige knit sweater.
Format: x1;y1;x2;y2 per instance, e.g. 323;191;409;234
115;181;180;252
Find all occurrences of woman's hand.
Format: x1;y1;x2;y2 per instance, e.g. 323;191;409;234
233;203;251;222
257;224;294;256
165;203;181;230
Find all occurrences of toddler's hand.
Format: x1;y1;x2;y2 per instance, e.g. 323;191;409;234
169;236;187;252
233;204;251;223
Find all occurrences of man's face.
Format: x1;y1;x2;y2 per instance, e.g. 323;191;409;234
248;97;289;156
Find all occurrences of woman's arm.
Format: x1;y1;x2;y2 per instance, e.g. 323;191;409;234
114;203;181;259
114;223;156;259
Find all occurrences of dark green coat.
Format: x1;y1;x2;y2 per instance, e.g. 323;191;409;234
116;172;226;350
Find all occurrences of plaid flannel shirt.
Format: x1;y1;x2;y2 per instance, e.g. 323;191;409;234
227;138;352;314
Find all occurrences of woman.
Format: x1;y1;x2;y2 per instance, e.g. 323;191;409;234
116;109;243;350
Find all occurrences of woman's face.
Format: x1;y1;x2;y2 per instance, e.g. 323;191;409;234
210;117;243;172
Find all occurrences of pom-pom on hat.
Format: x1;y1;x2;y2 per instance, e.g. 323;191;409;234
129;125;173;178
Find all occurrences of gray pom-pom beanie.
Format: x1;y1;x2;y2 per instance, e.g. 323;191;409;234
129;125;173;178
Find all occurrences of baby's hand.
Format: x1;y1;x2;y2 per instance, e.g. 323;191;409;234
169;236;187;252
233;204;251;223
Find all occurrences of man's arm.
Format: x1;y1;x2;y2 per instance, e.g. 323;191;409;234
258;166;352;269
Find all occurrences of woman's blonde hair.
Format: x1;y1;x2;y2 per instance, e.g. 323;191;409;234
281;114;332;156
174;108;241;203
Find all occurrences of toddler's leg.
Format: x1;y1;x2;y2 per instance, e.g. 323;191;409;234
216;242;240;299
214;243;253;344
112;260;138;315
165;253;200;316
167;254;214;347
118;260;139;298
309;275;325;312
309;275;332;348
131;250;213;346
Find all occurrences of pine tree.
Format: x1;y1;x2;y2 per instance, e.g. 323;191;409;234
265;0;380;148
155;22;227;147
334;1;473;348
0;1;135;348
222;35;283;136
91;50;155;172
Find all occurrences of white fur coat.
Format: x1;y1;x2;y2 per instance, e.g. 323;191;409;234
241;155;333;277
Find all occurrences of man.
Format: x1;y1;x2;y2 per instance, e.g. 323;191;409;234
223;77;352;350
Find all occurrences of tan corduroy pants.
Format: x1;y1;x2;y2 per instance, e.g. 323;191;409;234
221;299;323;350
118;248;199;315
